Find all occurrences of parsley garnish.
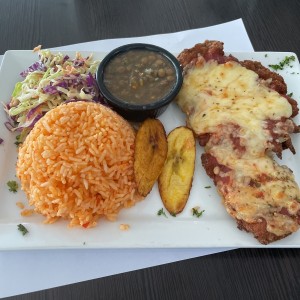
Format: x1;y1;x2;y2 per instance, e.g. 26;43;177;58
287;92;293;97
264;54;268;57
15;134;22;147
269;55;295;71
7;180;18;193
204;186;211;189
157;208;167;218
170;212;177;217
17;224;28;236
192;207;205;218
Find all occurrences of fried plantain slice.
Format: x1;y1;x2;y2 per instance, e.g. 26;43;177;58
134;118;168;196
158;127;196;215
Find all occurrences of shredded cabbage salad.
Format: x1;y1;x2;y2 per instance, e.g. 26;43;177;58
4;48;103;140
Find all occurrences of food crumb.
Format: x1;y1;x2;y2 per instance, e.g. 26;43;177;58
21;209;35;217
119;224;130;231
16;202;25;209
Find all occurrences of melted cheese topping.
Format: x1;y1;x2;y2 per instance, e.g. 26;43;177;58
219;154;300;236
177;59;300;238
177;60;292;157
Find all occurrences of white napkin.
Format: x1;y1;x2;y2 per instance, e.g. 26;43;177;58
53;19;253;53
0;19;253;298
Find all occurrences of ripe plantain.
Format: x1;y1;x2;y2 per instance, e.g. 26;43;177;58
134;118;168;196
158;127;196;215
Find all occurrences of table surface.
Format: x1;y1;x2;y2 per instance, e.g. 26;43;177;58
2;0;300;299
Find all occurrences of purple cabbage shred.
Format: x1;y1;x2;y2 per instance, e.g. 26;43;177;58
27;105;42;119
56;81;69;89
20;61;46;78
4;121;15;132
29;114;43;127
73;59;85;67
63;55;70;63
86;73;95;87
43;85;58;95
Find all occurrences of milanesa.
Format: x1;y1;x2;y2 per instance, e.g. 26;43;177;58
176;40;300;244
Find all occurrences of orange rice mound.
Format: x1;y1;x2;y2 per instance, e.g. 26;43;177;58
16;101;141;228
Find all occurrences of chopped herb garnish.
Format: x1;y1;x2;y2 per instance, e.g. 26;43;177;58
170;212;177;217
17;224;28;236
287;92;293;97
264;54;268;57
192;207;205;218
15;134;22;147
268;55;295;71
7;180;18;193
204;186;211;189
157;208;167;218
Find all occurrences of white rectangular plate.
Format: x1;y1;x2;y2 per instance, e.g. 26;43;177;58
0;50;299;249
